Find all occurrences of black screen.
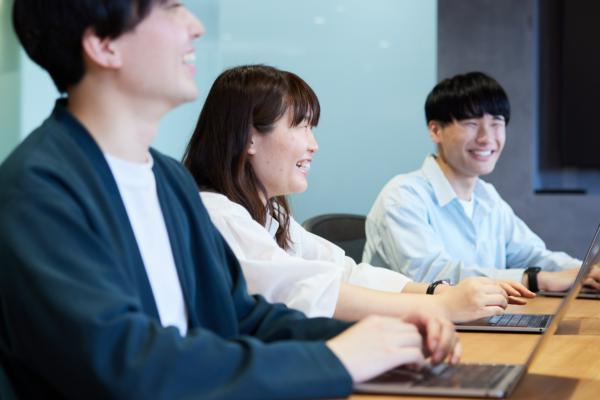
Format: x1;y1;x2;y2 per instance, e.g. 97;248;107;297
560;0;600;167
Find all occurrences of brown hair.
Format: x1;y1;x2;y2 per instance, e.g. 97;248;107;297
182;65;320;249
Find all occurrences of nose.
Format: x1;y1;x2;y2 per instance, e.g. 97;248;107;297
308;129;319;153
476;125;493;144
186;9;205;39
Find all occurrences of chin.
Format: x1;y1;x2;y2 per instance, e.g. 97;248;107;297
182;88;199;103
166;92;198;109
177;83;200;102
290;183;308;194
477;166;496;176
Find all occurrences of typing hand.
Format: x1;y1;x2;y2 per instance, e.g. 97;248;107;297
326;315;425;383
496;279;535;305
584;264;600;290
401;310;462;365
438;277;507;323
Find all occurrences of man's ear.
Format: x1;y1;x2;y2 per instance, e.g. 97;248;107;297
428;120;443;145
81;27;122;69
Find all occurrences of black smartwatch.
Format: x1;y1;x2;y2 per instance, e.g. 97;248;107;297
426;280;450;295
524;266;542;292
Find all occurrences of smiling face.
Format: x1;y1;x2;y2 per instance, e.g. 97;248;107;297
112;0;204;109
247;111;318;200
429;113;506;185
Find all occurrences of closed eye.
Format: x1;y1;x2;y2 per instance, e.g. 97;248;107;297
164;0;184;9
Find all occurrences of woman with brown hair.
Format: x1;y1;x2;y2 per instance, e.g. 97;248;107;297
183;64;532;323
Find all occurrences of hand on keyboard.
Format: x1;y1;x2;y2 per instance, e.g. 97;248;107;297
326;315;425;383
496;279;535;305
437;277;508;323
402;309;462;365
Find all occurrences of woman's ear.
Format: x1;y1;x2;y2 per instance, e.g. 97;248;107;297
247;128;259;155
81;27;123;69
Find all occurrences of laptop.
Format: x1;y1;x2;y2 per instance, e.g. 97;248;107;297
354;225;600;398
455;312;552;333
538;286;600;299
453;258;599;332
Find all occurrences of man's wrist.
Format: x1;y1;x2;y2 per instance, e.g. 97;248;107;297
524;267;542;292
536;271;550;291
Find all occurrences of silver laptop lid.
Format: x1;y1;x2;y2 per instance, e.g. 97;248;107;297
523;224;600;368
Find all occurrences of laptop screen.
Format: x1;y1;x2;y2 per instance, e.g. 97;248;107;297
523;224;600;368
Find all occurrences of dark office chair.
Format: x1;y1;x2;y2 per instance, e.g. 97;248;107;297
302;213;367;264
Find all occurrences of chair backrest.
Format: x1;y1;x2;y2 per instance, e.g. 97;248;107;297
302;213;366;264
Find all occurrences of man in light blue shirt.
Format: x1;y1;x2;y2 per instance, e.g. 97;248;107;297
363;72;600;293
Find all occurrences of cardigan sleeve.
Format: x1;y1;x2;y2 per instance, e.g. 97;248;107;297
0;187;352;399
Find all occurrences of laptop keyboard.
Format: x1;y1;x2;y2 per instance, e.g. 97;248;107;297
369;363;514;389
487;313;550;328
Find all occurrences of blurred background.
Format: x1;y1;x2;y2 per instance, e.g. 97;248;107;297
1;0;598;257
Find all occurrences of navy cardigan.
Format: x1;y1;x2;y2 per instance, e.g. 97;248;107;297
0;101;352;399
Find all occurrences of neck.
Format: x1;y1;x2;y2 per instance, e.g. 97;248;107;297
67;78;168;163
434;155;477;201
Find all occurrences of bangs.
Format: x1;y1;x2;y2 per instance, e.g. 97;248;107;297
449;93;510;122
425;72;511;126
284;72;321;127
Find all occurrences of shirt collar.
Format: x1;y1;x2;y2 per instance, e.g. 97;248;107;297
421;154;493;213
421;154;457;207
473;179;493;214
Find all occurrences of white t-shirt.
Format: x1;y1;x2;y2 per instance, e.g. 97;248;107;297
458;194;475;219
200;191;411;318
105;153;188;335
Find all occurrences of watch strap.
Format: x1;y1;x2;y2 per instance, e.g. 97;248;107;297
426;280;450;295
524;267;542;292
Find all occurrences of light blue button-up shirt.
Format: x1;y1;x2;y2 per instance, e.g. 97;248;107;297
363;155;580;283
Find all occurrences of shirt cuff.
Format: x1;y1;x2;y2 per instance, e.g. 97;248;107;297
491;267;526;282
347;263;412;293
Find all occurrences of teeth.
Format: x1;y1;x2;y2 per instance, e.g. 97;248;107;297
472;150;492;157
183;53;196;65
296;160;311;171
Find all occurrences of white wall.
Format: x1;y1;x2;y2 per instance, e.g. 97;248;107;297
1;0;437;222
0;0;21;161
213;0;437;221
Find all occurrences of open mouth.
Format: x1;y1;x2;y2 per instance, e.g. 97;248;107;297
183;52;196;65
469;149;495;158
296;160;311;173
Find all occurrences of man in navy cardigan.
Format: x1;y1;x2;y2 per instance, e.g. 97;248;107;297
0;1;458;398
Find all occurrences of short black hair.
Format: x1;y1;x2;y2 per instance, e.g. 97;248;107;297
425;71;510;127
12;0;166;92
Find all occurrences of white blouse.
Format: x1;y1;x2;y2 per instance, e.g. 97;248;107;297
201;192;411;317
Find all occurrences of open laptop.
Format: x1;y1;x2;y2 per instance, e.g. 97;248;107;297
455;311;552;333
454;240;600;332
354;225;600;398
538;287;600;299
